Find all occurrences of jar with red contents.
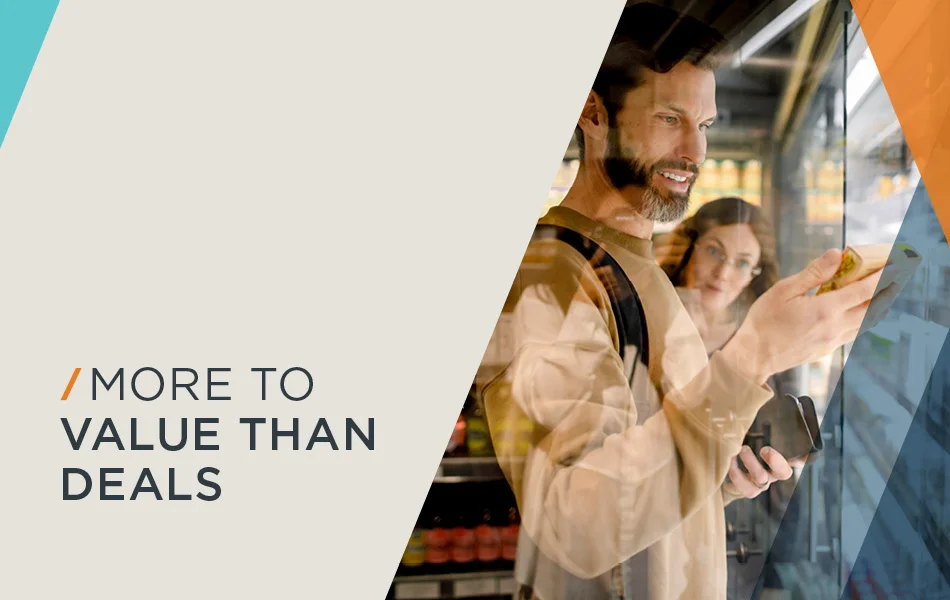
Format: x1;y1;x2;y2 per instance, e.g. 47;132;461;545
425;490;452;571
450;495;476;566
500;505;520;562
475;506;502;563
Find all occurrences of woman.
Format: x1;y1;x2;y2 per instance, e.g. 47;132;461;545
655;196;800;493
655;197;808;597
656;196;780;356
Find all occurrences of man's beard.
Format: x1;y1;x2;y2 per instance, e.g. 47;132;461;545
603;131;698;223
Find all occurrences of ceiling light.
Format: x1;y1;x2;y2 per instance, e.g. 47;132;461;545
861;117;901;155
731;0;822;68
846;47;880;114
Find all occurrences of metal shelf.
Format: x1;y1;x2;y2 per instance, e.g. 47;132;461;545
844;403;950;592
843;421;937;585
848;363;918;419
434;457;506;484
391;569;515;600
921;509;950;589
848;355;950;470
923;412;950;459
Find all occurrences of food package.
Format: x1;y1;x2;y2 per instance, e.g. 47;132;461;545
817;244;892;294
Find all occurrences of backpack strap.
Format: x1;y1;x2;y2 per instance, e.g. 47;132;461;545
532;224;649;369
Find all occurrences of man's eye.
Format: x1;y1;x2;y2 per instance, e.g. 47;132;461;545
699;123;711;131
660;115;677;124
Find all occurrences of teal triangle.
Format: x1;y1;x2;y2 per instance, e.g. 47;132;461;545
0;0;60;148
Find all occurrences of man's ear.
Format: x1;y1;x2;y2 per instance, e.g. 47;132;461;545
578;90;609;149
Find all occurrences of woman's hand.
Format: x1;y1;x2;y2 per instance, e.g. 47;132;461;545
723;445;806;499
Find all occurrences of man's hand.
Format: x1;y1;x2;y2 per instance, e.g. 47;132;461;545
722;248;898;384
723;446;805;499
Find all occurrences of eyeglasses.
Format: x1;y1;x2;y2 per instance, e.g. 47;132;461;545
696;243;762;278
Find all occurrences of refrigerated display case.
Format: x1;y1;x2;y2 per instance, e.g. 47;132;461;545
693;1;855;597
736;5;945;598
833;13;950;598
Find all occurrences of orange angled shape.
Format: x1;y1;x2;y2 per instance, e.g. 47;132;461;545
851;0;950;235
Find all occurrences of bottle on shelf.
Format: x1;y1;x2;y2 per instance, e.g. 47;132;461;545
425;488;452;572
501;503;521;563
718;159;740;197
475;502;502;564
445;414;467;458
451;492;477;566
741;159;762;207
464;385;493;458
400;503;428;570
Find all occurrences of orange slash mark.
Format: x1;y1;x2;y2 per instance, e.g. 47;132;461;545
61;368;81;401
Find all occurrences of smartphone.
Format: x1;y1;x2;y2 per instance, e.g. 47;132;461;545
740;394;823;473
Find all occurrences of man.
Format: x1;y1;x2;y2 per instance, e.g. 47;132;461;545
482;4;897;599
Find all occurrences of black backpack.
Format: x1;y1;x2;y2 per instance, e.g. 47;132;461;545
498;224;651;600
532;223;650;375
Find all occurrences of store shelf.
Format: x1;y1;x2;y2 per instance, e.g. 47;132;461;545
848;363;918;419
841;438;911;596
922;413;950;460
847;342;950;460
843;422;935;581
844;397;950;593
391;569;515;600
434;457;506;484
845;350;950;588
844;365;913;477
921;509;950;588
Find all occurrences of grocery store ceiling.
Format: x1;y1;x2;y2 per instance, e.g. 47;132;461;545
663;0;838;156
565;0;842;160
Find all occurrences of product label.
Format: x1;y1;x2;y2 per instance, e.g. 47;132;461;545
467;419;491;456
402;529;427;567
394;582;440;600
426;528;451;564
475;525;501;562
451;527;476;563
454;578;497;597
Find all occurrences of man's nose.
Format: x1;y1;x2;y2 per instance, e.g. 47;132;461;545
679;127;706;166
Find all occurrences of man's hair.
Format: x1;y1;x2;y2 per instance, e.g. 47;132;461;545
575;2;726;158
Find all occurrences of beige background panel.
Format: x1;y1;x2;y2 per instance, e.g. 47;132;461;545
0;0;625;598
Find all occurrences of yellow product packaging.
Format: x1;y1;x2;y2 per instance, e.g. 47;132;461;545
817;243;921;295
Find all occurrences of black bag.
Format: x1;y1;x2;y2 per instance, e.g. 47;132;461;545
532;223;650;374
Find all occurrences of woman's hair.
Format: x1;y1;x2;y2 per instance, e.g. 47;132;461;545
657;196;780;310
